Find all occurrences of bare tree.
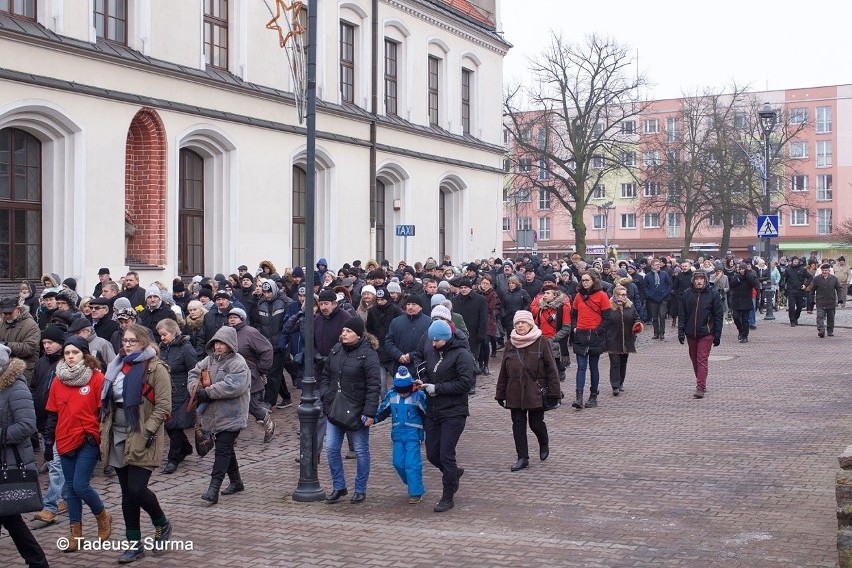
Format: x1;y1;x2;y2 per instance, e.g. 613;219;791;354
503;33;649;257
833;217;852;247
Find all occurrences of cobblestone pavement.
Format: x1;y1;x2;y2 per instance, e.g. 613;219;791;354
16;317;852;567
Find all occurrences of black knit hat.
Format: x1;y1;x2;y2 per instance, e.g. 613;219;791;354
40;324;65;345
343;316;365;338
63;335;90;355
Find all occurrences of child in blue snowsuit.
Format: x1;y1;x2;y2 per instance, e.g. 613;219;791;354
375;367;427;503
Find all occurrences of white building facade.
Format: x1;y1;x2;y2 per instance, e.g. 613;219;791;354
0;0;508;291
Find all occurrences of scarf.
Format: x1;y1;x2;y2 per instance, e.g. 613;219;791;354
103;346;156;432
56;360;93;387
510;326;542;349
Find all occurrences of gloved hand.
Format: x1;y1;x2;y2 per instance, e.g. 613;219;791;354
712;337;721;347
43;443;53;463
195;388;211;404
496;398;506;408
421;383;436;396
678;334;685;345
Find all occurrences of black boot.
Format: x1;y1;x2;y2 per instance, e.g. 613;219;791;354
201;479;222;504
221;474;244;496
585;392;599;408
571;390;583;410
510;458;529;472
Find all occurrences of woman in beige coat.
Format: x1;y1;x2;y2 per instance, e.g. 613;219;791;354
100;323;172;563
495;310;561;473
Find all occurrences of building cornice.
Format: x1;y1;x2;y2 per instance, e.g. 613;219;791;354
388;0;511;55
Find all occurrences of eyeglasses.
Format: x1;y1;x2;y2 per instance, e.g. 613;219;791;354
581;278;592;282
121;338;139;345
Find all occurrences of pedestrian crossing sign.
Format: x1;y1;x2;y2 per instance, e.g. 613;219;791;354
756;215;779;238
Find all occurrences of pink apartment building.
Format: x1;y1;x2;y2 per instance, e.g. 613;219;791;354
503;84;852;260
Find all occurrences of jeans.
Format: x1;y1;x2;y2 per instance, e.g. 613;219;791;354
0;514;49;567
575;353;601;395
749;299;756;326
686;335;713;390
325;421;371;494
816;307;836;334
608;353;629;389
59;438;105;523
510;408;547;460
647;301;667;336
423;415;466;500
210;430;240;483
115;465;164;532
43;446;66;512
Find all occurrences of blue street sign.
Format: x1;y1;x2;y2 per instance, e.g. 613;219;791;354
395;225;415;237
756;215;779;238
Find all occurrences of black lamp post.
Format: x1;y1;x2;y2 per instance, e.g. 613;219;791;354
292;0;325;503
597;200;613;254
757;102;777;321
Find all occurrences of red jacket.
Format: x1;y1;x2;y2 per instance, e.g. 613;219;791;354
530;294;572;339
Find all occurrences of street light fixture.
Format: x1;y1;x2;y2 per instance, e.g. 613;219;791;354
597;200;614;255
757;102;777;321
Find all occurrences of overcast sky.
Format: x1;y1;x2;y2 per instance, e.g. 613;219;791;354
499;0;849;100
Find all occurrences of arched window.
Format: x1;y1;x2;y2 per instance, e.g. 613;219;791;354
178;149;204;276
371;179;386;262
292;165;307;267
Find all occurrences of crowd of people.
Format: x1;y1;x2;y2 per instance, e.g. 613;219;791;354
0;249;848;564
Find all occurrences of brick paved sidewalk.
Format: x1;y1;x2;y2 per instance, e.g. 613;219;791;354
22;321;850;567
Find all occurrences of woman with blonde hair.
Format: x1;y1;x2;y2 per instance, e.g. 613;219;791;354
605;285;641;396
185;300;207;349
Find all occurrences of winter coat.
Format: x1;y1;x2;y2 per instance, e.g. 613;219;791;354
834;264;851;286
119;284;147;311
811;274;844;309
187;326;251;434
92;315;119;342
495;335;560;410
138;302;177;336
86;332;117;372
613;275;644;320
0;359;37;472
32;351;62;433
420;335;476;420
643;269;672;303
479;287;501;337
678;283;724;342
366;302;404;365
521;277;543;300
728;269;759;311
571;289;611;356
385;311;432;374
159;335;198;430
318;334;382;420
605;297;640;354
780;263;811;292
231;321;273;393
20;281;39;318
195;306;230;357
451;291;487;345
99;354;172;468
0;310;40;383
255;287;290;347
498;286;532;329
530;293;572;341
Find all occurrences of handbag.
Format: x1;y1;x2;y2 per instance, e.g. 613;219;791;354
186;368;212;413
0;430;43;516
538;385;563;411
327;387;364;432
193;414;215;457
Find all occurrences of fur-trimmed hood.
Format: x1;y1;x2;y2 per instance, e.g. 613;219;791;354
259;259;277;274
0;358;26;391
615;275;633;288
360;332;379;351
537;292;566;310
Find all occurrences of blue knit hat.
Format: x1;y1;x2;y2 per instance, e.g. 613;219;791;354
393;366;413;393
428;320;452;341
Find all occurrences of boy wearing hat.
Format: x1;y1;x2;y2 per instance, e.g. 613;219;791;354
375;366;428;504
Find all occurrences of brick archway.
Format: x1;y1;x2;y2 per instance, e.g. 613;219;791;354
125;108;166;266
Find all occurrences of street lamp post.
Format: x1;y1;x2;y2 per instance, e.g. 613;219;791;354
758;102;777;321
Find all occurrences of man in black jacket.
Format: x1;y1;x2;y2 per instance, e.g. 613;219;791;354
451;279;487;380
678;270;723;398
727;262;759;343
779;256;812;326
195;291;232;356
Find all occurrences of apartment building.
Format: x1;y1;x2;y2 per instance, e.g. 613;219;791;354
503;84;852;260
0;0;509;291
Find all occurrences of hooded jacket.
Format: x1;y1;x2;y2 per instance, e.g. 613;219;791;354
187;325;251;434
728;268;759;311
19;281;39;318
0;358;37;472
0;309;41;383
231;320;273;393
530;292;572;341
318;334;382;419
255;285;290;346
420;335;476;420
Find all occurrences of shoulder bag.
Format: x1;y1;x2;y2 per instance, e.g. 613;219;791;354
327;386;364;432
0;428;42;516
515;341;562;412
